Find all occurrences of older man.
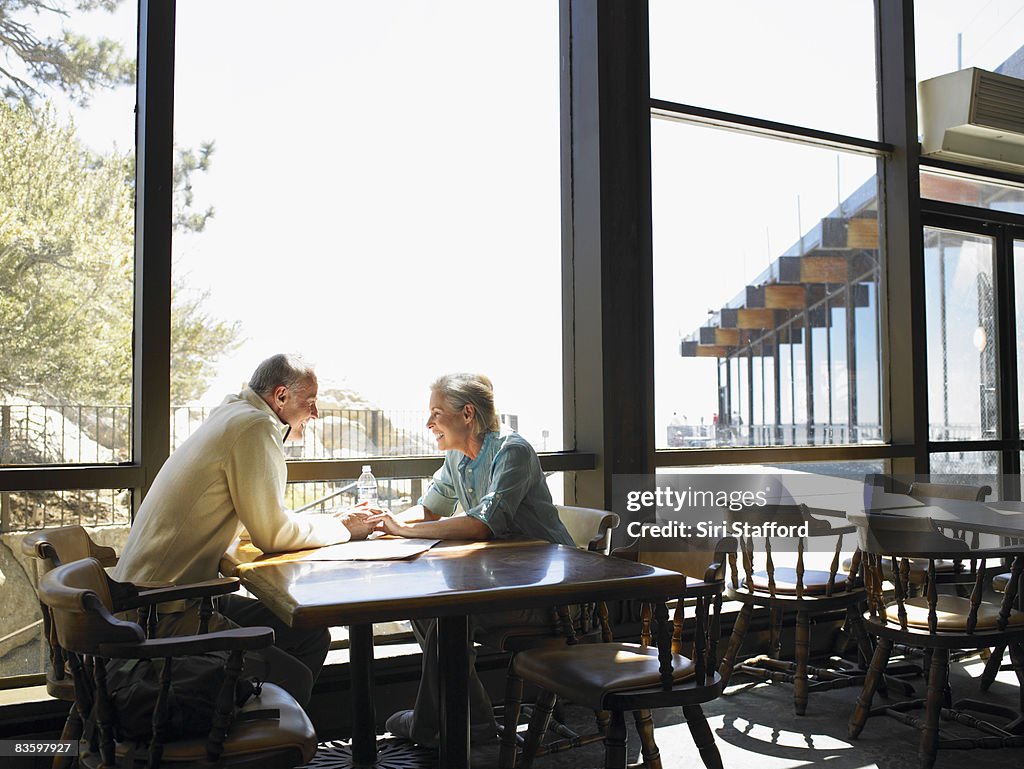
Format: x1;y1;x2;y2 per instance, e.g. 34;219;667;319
115;353;373;705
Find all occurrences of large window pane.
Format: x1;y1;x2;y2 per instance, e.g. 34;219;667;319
924;228;997;441
654;121;881;448
171;1;562;460
915;2;1024;84
1;3;138;466
649;0;877;138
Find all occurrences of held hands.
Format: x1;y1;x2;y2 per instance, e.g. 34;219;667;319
335;502;384;540
364;510;413;538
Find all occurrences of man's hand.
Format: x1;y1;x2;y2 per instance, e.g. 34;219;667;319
337;510;375;541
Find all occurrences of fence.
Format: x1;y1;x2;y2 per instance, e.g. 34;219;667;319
0;402;463;533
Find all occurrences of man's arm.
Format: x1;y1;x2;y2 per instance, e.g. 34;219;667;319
228;422;351;552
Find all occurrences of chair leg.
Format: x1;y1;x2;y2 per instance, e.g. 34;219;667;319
520;689;557;769
718;602;753;687
1010;642;1024;722
979;644;1006;691
604;710;628;769
499;668;524;769
769;607;784;660
632;709;662;769
683;704;723;769
792;610;810;715
53;703;82;769
845;606;875;668
850;636;893;738
920;648;948;769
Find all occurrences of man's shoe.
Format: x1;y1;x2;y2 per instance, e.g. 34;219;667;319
385;710;499;748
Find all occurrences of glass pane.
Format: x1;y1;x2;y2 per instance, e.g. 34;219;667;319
922;169;1024;214
0;493;130;679
916;1;1024;84
924;228;997;441
928;451;1001;494
171;1;562;457
1;3;138;465
654;121;882;448
649;0;877;138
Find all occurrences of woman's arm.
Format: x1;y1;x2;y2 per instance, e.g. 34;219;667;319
367;510;492;540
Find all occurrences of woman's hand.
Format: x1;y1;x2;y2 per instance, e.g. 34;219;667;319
365;511;414;537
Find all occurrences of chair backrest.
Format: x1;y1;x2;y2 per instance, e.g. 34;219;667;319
848;511;1022;636
632;535;734;583
556;505;620;553
22;525;118;573
847;510;970;558
908;481;991;502
725;504;853;599
38;557;144;656
22;527;122;695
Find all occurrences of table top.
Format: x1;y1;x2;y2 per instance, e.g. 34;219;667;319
221;539;687;628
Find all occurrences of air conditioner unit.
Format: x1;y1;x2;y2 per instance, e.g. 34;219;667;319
919;67;1024;173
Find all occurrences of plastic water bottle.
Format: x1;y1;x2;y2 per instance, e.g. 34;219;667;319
357;464;378;506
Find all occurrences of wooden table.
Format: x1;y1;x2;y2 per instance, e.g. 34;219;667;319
221;538;684;769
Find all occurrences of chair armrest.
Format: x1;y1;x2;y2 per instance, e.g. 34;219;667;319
97;626;274;659
117;577;240;610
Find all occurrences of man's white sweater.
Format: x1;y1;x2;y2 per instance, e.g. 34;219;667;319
114;386;350;588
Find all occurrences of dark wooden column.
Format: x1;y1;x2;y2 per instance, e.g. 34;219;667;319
877;0;928;474
133;0;175;511
561;0;655;515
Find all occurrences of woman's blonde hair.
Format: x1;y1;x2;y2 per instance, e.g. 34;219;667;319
431;373;500;437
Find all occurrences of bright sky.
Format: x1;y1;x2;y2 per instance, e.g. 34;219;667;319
47;0;1024;449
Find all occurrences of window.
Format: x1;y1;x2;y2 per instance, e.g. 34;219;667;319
924;227;997;442
649;0;876;138
0;3;138;467
652;120;881;448
915;1;1024;84
171;0;563;459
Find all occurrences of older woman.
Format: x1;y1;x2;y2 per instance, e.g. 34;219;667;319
368;372;574;747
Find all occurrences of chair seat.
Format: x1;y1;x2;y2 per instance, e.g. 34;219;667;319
45;668;76;701
884;595;1024;631
842;556;960;576
512;643;695;711
746;567;848;595
108;683;317;765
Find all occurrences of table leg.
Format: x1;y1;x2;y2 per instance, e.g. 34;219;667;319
437;615;470;769
349;623;378;767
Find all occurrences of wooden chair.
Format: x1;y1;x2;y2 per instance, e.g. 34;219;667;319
717;504;874;715
555;504;621;554
38;557;317;769
849;481;992;595
498;539;730;769
484;506;620;755
847;511;1024;769
21;526;233;769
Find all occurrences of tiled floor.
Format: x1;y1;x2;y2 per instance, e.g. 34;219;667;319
305;649;1024;768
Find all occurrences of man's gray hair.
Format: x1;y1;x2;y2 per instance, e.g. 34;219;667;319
248;354;316;396
431;372;500;437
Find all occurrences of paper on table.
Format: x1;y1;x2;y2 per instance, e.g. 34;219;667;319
293;537;440;561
